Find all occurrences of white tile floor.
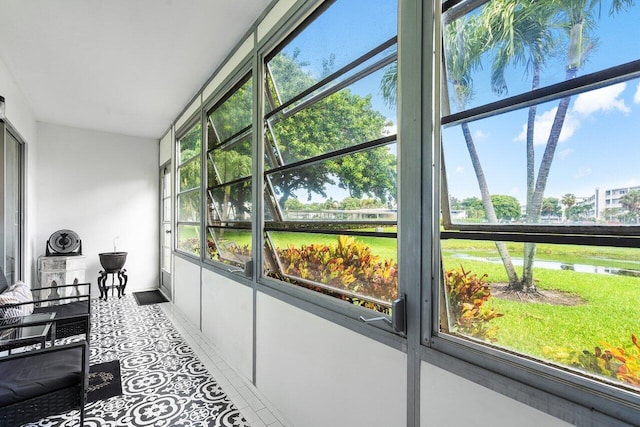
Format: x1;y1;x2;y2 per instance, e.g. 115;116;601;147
158;302;290;427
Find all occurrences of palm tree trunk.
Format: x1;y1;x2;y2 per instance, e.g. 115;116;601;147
521;62;541;291
461;122;520;286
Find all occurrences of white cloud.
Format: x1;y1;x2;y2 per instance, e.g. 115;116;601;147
572;83;630;116
382;124;397;136
574;167;592;179
515;107;579;145
455;166;465;174
473;129;488;141
558;148;574;160
635;82;640;104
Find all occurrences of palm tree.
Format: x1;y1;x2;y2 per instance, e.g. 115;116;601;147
481;0;632;291
561;193;577;219
444;16;520;284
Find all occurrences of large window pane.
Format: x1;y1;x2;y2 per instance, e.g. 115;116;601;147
208;77;253;144
443;78;640;228
178;190;200;222
266;143;397;221
442;1;640;115
178;122;202;164
266;66;397;168
177;224;200;255
208;180;252;222
265;231;397;313
266;0;397;109
207;134;252;186
441;238;640;391
178;158;201;192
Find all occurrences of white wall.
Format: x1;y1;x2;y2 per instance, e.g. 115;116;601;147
256;292;407;427
174;255;201;328
420;363;571;427
34;122;158;295
201;269;253;381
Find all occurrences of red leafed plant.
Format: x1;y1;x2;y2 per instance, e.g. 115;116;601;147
272;235;398;311
445;267;503;341
545;335;640;387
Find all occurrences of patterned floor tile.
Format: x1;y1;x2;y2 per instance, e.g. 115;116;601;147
25;296;249;427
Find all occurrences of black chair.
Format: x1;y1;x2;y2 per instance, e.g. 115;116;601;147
0;316;89;426
0;268;91;342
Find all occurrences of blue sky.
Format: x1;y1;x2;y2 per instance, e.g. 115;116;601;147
444;2;640;204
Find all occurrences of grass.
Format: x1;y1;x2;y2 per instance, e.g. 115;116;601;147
442;242;640;366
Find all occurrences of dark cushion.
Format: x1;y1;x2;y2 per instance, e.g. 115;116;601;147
0;267;8;295
0;344;87;406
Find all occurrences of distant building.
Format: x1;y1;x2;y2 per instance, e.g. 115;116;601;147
587;185;640;219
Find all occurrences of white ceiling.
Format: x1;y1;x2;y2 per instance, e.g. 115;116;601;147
0;0;271;139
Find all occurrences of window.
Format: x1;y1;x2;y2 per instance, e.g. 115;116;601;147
176;121;202;255
262;0;398;314
438;0;640;406
205;74;253;267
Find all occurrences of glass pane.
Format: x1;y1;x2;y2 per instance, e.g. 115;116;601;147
267;0;397;107
443;78;640;228
207;134;252;186
177;224;200;255
266;64;397;168
208;77;253;143
441;239;640;391
265;231;397;313
178;190;201;222
442;1;640;115
163;224;171;247
208;180;252;223
178;157;201;192
207;228;252;265
266;143;397;220
5;132;20;284
163;169;171;198
178;122;202;164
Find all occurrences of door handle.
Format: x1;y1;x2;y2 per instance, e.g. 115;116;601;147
359;294;406;334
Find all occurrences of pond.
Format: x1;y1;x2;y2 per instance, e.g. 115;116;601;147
451;254;640;278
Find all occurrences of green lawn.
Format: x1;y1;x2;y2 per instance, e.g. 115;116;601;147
442;240;640;366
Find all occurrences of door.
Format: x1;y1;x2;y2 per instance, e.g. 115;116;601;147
159;162;172;299
1;124;24;285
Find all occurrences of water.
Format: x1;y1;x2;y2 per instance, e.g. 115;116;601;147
451;254;640;278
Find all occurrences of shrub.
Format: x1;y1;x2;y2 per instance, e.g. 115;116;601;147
445;267;503;341
544;335;640;387
271;235;398;311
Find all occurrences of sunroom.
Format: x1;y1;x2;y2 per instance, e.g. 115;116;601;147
1;0;639;426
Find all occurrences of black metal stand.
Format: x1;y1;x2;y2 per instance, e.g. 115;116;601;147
98;269;128;301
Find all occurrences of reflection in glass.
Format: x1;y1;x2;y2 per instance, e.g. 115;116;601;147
207;228;252;265
207;135;252;186
208;180;252;223
208;77;253;144
177;224;200;254
442;1;640;114
265;231;397;312
442;78;640;227
178;158;200;192
178;190;200;222
266;143;397;220
178;122;201;164
267;0;397;107
266;66;397;167
441;238;640;391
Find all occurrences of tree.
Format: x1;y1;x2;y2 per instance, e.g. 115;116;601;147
267;52;397;208
541;197;562;218
491;195;521;221
561;193;577;219
479;0;631;291
620;190;640;222
460;197;486;219
444;16;520;284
